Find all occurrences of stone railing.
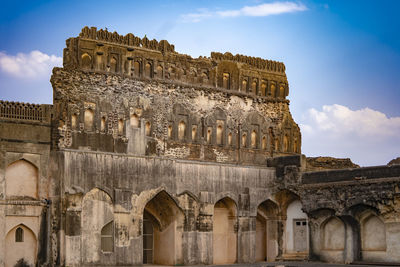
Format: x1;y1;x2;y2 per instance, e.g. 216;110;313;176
0;100;51;123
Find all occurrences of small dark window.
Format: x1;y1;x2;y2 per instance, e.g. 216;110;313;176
101;221;113;252
302;221;307;226
296;221;301;226
15;227;23;242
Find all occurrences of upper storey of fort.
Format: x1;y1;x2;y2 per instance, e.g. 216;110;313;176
63;26;289;101
49;26;301;164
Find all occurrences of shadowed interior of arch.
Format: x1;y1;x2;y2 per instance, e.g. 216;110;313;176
213;197;237;265
142;190;184;265
256;199;278;262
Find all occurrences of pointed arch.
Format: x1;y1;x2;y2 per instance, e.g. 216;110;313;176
321;217;345;250
5;159;38;199
142;190;184;265
360;211;386;252
110;56;117;72
5;224;37;267
256;199;279;262
213;197;237;264
81;188;114;263
81;53;92;69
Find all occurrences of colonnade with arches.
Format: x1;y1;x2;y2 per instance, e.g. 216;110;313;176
61;185;312;266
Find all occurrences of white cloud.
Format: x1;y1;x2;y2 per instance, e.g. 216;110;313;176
219;2;307;17
181;1;307;22
181;9;213;23
302;104;400;138
300;104;400;166
0;50;62;79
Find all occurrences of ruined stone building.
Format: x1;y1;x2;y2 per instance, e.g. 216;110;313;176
0;26;399;267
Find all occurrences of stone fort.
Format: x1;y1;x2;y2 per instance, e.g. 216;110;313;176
0;26;399;266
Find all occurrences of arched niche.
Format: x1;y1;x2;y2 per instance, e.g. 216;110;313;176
81;53;92;69
143;190;184;265
213;197;237;264
118;119;124;135
81;188;114;263
168;125;172;139
145;63;152;78
207;127;212;144
285;200;308;253
279;85;285;98
5;224;37;267
322;217;345;251
256;199;279;262
216;124;223;145
156;65;163;79
5;159;38;199
84;109;94;131
228;132;232;146
251;130;257;148
71;114;78;129
361;214;386;251
100;116;106;132
134;61;141;77
261;136;267;150
241;79;247;92
110;57;117;72
270;83;276;97
191;125;197;141
145;121;151;136
283;135;289;152
222;72;230;89
261;81;267;96
130;114;139;127
178;121;186;141
251;80;257;94
241;132;247;148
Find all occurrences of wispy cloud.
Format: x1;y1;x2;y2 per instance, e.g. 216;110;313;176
300;104;400;166
0;50;62;79
182;2;307;22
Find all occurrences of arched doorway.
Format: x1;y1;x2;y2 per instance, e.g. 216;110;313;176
81;188;114;263
213;197;237;264
256;199;279;262
142;191;184;265
286;200;308;253
5;224;37;267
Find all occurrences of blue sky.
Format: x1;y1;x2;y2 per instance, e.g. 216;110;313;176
0;0;399;166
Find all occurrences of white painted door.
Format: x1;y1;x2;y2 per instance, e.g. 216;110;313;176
293;219;307;252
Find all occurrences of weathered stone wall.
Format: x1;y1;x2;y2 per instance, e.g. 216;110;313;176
50;67;300;164
296;165;400;263
57;149;282;265
0;101;53;267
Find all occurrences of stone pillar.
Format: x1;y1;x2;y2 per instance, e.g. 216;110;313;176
196;213;213;265
238;215;255;263
341;216;360;264
182;208;198;265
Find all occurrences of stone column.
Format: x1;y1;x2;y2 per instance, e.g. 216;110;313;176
237;215;256;263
